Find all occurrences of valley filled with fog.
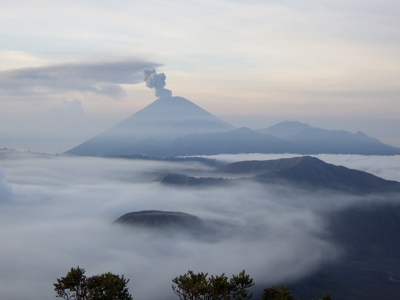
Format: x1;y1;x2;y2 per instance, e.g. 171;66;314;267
1;150;400;300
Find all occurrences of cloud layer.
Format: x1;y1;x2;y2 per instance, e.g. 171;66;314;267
0;59;161;98
0;151;399;300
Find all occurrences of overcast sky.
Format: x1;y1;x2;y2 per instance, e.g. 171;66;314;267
1;0;399;152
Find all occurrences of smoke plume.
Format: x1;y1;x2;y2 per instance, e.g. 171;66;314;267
143;69;172;98
0;59;160;98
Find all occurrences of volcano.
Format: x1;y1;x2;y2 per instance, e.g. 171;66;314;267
65;96;234;156
65;97;400;157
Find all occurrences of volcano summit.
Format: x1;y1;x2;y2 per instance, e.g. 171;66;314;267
65;96;234;156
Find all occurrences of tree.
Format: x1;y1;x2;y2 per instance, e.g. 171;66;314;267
172;270;254;300
260;286;332;300
54;267;133;300
172;271;332;300
260;286;295;300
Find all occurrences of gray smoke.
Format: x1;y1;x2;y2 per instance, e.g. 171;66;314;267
143;69;172;98
0;60;161;98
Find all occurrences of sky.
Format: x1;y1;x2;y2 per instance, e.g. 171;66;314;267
1;150;400;300
1;0;400;153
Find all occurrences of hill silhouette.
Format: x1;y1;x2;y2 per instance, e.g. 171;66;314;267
220;156;400;194
65;98;400;156
113;210;235;240
257;121;400;155
160;156;400;195
66;96;234;156
113;210;204;229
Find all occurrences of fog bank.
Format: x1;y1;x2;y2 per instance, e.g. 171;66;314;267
1;151;399;300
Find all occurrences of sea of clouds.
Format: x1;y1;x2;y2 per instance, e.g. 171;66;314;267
0;150;399;300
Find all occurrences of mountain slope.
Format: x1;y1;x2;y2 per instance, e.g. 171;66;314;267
158;156;400;194
65;101;400;157
257;121;400;155
65;96;234;156
220;156;400;194
148;127;293;156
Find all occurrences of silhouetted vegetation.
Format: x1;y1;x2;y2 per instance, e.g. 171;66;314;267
260;285;331;300
172;270;332;300
54;267;332;300
172;270;254;300
54;266;133;300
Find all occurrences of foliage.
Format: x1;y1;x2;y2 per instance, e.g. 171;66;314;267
54;266;133;300
260;286;332;300
261;286;295;300
172;270;254;300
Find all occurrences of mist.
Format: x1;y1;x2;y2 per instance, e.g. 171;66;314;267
1;151;399;300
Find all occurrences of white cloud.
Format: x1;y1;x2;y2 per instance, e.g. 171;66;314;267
0;151;355;300
1;151;399;299
0;167;12;203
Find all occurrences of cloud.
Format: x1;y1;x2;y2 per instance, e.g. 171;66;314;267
45;99;85;116
0;168;12;203
1;151;399;300
0;59;162;98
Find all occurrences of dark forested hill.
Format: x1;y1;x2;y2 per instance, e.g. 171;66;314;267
219;156;400;194
161;156;400;195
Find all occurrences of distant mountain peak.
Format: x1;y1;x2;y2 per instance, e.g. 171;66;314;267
65;96;235;156
256;121;400;155
274;120;310;127
257;121;312;140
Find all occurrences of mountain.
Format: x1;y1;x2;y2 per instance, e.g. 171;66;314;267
220;156;400;194
162;123;400;156
257;121;400;155
65;98;400;157
113;210;204;229
147;127;293;157
160;156;400;194
113;210;234;240
65;96;234;156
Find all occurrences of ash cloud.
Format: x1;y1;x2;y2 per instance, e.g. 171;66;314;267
0;59;161;98
0;151;399;300
143;69;172;98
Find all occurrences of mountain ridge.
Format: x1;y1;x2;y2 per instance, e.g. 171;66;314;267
161;156;400;194
65;97;400;156
256;121;397;155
